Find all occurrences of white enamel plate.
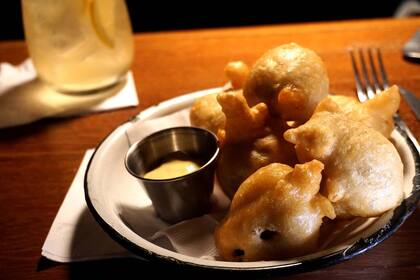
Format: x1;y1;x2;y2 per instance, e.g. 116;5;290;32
84;87;420;276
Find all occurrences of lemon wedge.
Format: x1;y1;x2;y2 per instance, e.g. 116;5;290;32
85;0;115;48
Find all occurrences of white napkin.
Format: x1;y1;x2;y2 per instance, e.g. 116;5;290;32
0;59;139;128
42;109;231;263
41;149;134;262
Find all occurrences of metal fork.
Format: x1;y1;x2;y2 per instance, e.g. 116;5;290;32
349;47;419;153
349;48;420;120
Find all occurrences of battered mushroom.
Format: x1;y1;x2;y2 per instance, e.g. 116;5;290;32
190;93;226;134
215;160;335;261
315;85;400;138
243;43;329;123
216;132;297;198
216;90;269;145
224;61;250;89
284;110;404;218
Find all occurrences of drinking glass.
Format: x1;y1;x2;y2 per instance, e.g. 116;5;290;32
21;0;134;93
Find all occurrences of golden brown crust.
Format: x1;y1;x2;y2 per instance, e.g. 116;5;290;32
243;43;329;123
216;90;269;145
216;132;297;198
189;93;226;134
194;45;404;261
284;110;404;218
224;61;250;89
315;86;400;138
215;160;335;261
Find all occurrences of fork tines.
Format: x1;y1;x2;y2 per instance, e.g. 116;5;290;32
349;47;389;103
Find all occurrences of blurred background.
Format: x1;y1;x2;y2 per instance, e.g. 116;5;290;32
0;0;419;40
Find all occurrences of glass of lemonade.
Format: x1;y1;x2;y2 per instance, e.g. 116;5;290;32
21;0;134;93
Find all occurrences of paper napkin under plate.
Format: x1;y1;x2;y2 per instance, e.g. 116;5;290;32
41;149;134;262
0;59;139;128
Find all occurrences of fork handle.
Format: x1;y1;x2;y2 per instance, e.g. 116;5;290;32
399;86;420;120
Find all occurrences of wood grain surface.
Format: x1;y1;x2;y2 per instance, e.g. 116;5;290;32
0;17;419;279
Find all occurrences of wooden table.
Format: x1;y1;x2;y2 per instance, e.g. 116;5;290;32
0;17;419;279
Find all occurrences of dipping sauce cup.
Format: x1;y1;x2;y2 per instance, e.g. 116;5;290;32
125;127;219;224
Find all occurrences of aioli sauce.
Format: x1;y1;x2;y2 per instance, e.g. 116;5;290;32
143;159;200;179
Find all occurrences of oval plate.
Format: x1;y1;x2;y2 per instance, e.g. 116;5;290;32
84;87;420;277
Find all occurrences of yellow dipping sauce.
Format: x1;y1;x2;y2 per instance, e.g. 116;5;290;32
144;159;200;180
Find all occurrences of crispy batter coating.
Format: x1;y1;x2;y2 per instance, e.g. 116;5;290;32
243;43;329;123
284;111;404;218
224;61;250;89
189;61;252;134
315;85;400;138
216;90;269;145
217;132;297;198
189;93;226;134
215;160;335;261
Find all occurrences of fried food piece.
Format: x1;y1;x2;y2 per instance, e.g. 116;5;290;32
243;43;329;123
315;85;400;138
284;111;404;218
215;160;335;261
217;132;297;198
224;61;250;89
216;90;269;145
190;93;226;134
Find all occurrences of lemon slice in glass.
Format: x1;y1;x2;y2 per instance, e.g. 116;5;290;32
86;0;115;48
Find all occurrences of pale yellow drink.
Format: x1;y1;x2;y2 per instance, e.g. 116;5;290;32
22;0;134;92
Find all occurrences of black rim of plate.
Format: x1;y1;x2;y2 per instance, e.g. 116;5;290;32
84;108;420;277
